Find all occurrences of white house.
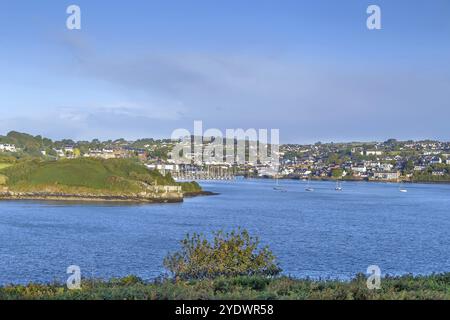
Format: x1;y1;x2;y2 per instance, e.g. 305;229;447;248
0;144;17;152
373;171;400;181
430;156;442;164
366;150;383;156
351;166;367;173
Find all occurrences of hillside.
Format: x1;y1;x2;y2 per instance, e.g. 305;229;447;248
0;158;200;202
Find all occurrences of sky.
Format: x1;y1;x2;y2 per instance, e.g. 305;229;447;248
0;0;449;143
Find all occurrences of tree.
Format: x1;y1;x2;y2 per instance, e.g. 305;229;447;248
164;229;281;280
332;168;344;178
73;148;81;158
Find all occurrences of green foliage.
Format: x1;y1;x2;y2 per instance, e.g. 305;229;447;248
163;229;282;280
178;181;202;193
412;164;450;182
331;168;344;178
1;158;177;193
0;131;45;157
0;273;448;300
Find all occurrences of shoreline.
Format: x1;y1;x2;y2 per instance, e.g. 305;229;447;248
0;193;183;203
253;176;450;185
183;190;219;197
0;189;218;203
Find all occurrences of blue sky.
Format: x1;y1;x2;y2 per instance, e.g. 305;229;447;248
0;0;449;143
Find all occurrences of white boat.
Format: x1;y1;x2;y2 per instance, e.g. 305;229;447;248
335;180;343;191
273;176;287;192
305;178;314;192
398;180;408;193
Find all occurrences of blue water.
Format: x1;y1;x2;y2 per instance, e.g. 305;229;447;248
0;179;449;285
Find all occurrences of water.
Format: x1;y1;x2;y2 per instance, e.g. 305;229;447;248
0;179;449;285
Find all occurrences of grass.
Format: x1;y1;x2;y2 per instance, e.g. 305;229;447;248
0;163;13;170
0;158;179;194
0;273;448;300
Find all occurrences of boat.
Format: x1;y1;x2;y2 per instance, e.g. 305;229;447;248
273;176;287;192
335;180;343;191
305;177;314;192
398;179;408;193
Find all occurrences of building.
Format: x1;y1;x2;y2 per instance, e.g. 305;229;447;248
366;150;383;156
146;164;180;175
429;156;442;164
373;171;400;181
351;166;367;174
0;144;17;153
86;149;116;159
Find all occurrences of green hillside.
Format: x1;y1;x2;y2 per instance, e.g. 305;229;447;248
0;158;176;194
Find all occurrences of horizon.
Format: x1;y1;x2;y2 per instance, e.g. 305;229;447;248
1;129;449;145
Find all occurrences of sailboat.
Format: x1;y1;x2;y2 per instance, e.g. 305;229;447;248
335;180;343;191
273;175;286;192
397;176;408;193
399;181;408;193
305;177;314;192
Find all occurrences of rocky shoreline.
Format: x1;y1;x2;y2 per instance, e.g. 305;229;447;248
0;188;220;203
0;190;184;203
183;190;219;197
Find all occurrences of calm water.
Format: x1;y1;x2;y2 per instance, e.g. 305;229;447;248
0;179;449;285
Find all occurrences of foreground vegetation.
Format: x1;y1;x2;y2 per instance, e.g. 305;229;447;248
1;273;448;300
1;229;448;300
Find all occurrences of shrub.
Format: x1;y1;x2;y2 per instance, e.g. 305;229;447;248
178;181;202;193
164;229;281;280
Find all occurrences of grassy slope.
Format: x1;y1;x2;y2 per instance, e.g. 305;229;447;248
0;158;176;194
0;274;448;300
0;163;13;170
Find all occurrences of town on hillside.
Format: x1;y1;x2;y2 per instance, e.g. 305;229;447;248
1;132;450;182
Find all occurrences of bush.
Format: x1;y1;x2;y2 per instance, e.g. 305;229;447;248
163;229;281;280
178;181;202;193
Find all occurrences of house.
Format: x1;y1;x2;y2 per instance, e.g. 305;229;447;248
53;149;65;157
64;145;75;153
86;149;116;159
380;163;394;171
429;156;442;164
373;171;400;181
0;144;17;153
351;165;367;174
146;163;180;175
365;150;383;156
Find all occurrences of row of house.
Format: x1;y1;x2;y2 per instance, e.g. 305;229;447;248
0;144;18;153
